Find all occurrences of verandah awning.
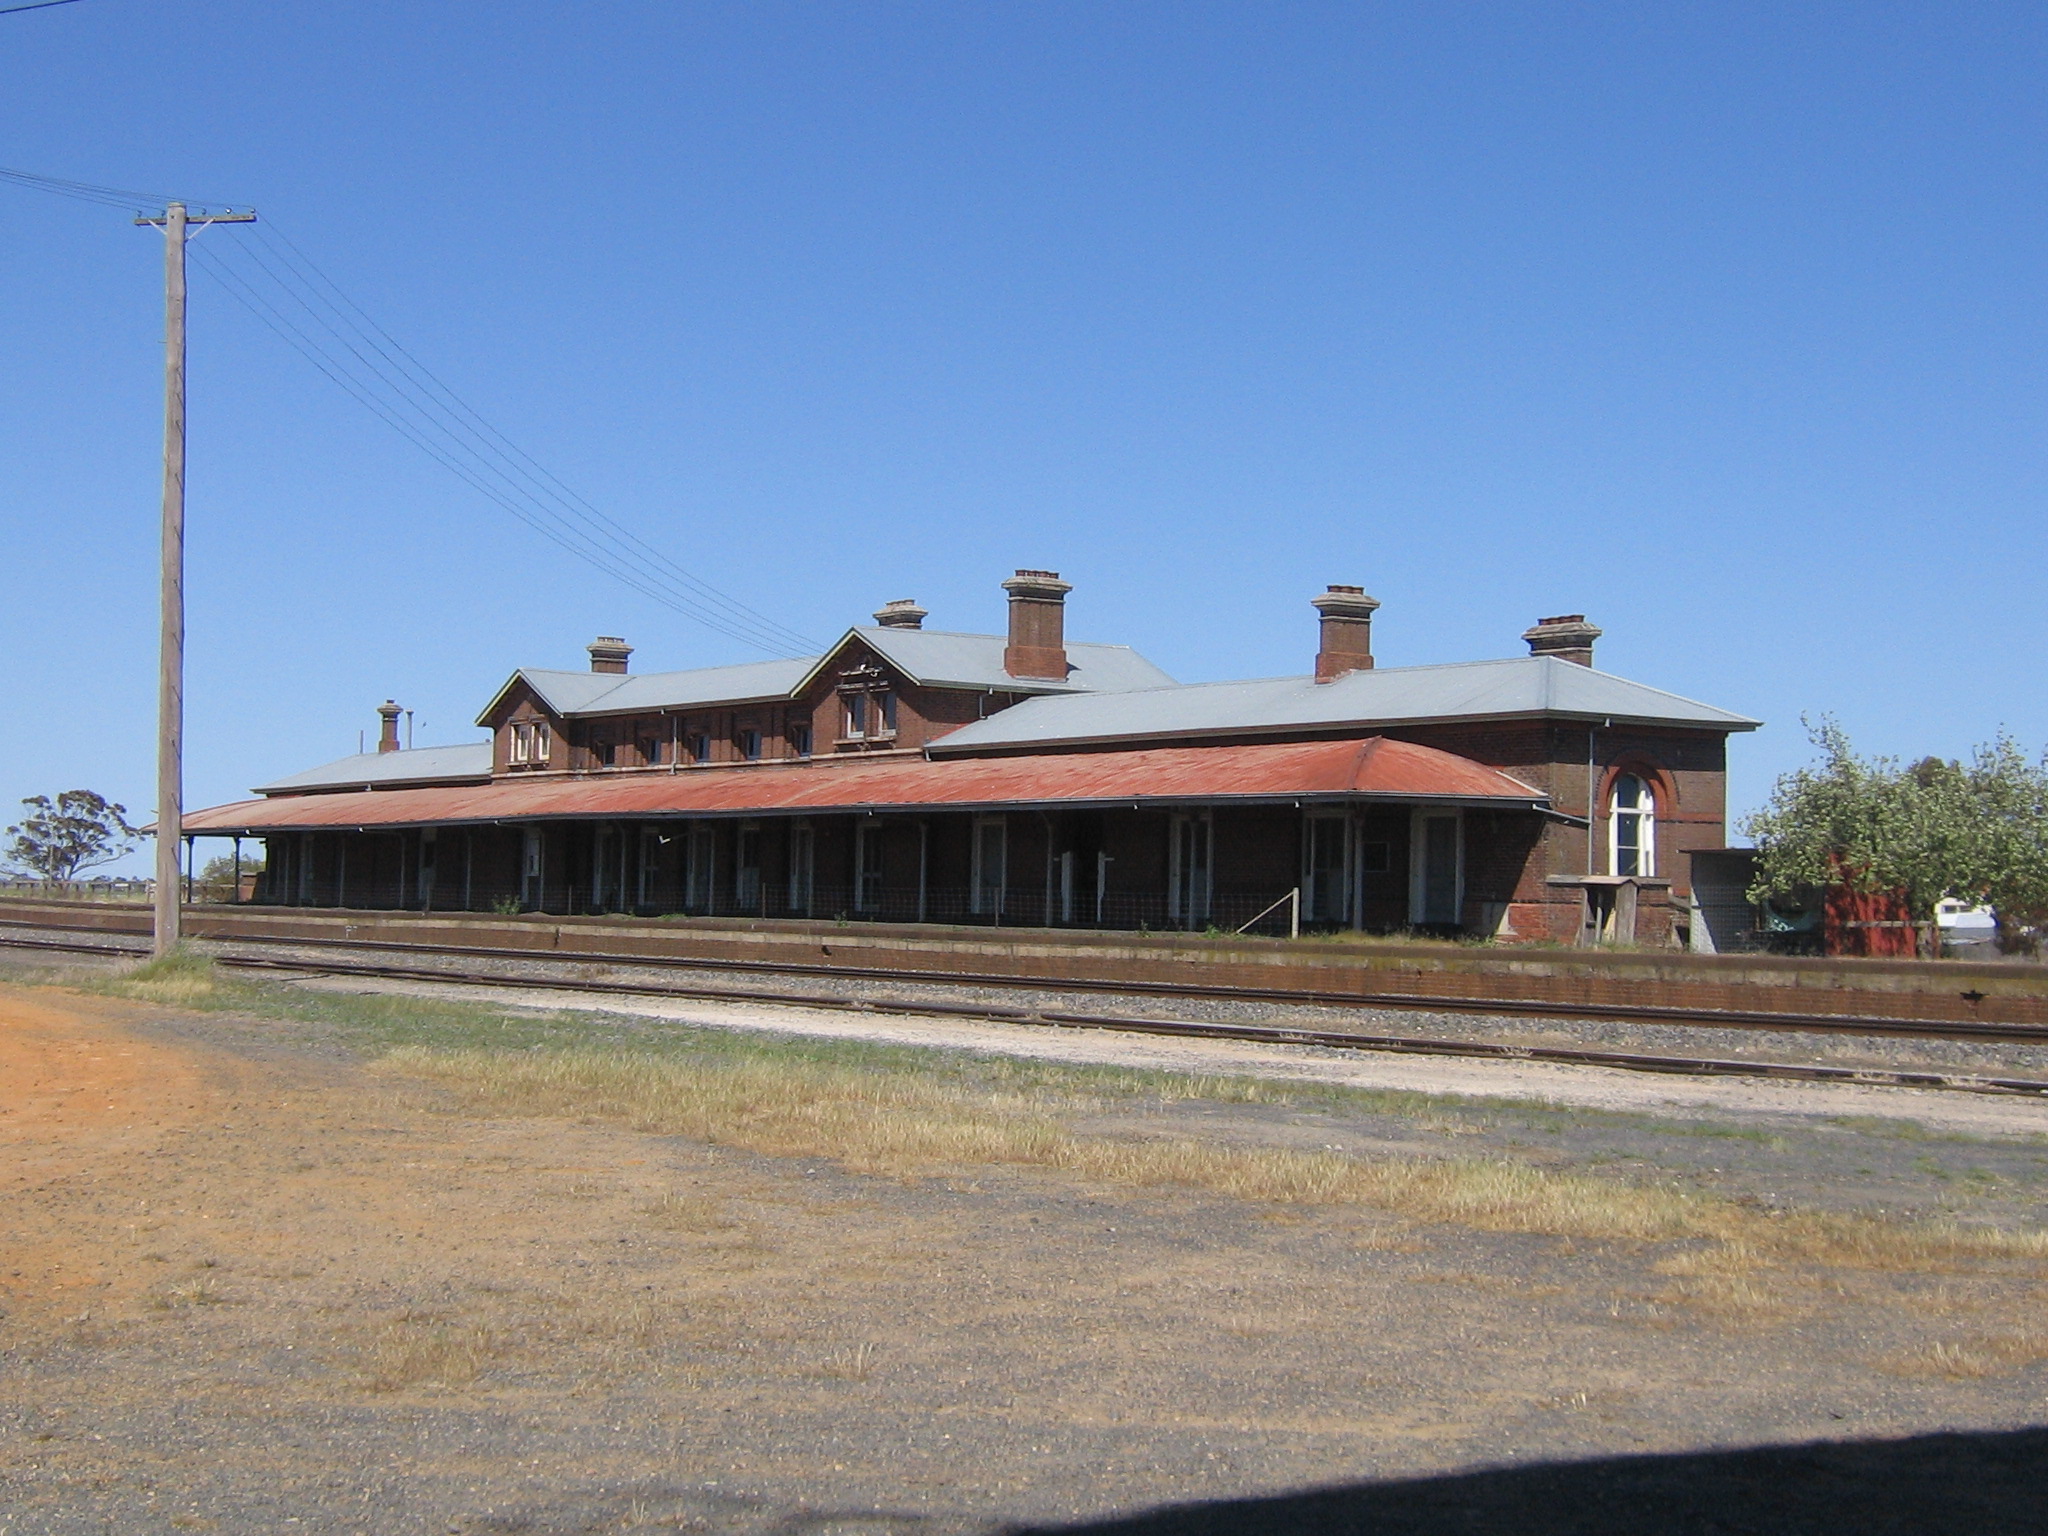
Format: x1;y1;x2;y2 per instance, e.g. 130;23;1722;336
180;736;1548;835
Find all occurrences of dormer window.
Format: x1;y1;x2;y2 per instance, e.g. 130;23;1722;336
1609;773;1656;877
836;663;897;745
639;735;661;767
686;731;711;765
510;720;551;766
789;721;812;758
737;728;762;762
842;689;896;741
596;738;617;768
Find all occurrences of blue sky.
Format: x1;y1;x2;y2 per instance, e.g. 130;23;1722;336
4;2;2045;872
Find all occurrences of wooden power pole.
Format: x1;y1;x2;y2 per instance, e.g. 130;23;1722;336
136;200;255;957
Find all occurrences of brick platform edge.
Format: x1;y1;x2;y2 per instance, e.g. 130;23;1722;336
4;898;2044;1035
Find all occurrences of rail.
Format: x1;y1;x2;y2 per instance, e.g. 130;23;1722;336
5;924;2048;1103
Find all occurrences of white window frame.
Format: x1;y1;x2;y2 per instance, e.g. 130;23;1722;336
1167;812;1213;928
510;720;550;765
971;816;1007;916
521;828;545;909
685;823;716;912
1608;774;1656;878
1301;811;1352;927
1407;808;1464;928
787;823;815;915
735;822;762;910
854;819;885;912
638;826;664;907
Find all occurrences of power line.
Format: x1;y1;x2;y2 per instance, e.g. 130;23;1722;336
248;222;819;652
0;165;821;656
0;1;86;17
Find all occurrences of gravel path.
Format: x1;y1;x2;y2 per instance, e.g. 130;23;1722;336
292;972;2048;1139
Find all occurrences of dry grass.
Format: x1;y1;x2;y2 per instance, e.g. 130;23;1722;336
148;1277;231;1310
815;1341;879;1380
359;1317;501;1391
103;949;232;1008
378;1043;2048;1273
638;1190;741;1232
1879;1332;2048;1380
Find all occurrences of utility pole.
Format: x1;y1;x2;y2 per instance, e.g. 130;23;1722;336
136;201;255;957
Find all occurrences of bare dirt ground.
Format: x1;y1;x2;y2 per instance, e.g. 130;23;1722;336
5;975;2048;1534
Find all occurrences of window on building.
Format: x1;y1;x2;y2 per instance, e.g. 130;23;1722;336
787;824;815;914
737;728;762;762
1303;814;1349;925
876;692;897;737
844;693;869;739
788;721;812;758
1411;811;1462;927
855;820;885;912
971;817;1007;916
1169;813;1212;928
596;739;617;768
510;721;552;766
1610;774;1656;877
735;824;761;910
687;731;711;765
639;736;661;767
685;824;715;911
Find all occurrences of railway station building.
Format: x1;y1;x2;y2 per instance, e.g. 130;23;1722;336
183;572;1758;946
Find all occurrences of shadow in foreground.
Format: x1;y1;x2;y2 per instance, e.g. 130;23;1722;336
1017;1427;2048;1536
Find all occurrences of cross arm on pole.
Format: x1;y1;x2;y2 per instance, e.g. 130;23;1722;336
135;210;257;227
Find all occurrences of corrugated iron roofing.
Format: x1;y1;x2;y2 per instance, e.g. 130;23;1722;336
929;655;1761;755
473;631;1176;726
830;628;1176;695
252;742;495;795
184;737;1546;834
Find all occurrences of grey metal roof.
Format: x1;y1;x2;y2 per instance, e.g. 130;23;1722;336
928;656;1760;755
255;741;494;795
479;657;817;723
480;633;1175;725
844;628;1176;694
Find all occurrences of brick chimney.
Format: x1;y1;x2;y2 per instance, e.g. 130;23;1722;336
1312;585;1380;681
873;599;927;630
1002;570;1072;679
376;700;402;754
1522;614;1602;667
587;636;632;675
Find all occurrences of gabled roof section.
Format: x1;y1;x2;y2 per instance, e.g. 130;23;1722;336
927;655;1760;755
793;627;1175;698
254;741;495;796
475;658;818;725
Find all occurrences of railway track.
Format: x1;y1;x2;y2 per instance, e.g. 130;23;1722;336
6;925;2048;1103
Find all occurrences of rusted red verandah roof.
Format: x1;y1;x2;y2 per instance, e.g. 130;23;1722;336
181;737;1547;834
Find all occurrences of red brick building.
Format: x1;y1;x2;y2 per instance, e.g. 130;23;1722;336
184;572;1757;945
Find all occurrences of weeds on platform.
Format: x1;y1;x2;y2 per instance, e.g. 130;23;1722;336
379;1041;2048;1268
57;953;2048;1269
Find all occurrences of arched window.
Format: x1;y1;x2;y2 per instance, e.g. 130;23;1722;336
1609;773;1655;877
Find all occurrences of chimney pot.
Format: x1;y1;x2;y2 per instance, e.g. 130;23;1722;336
1311;584;1380;681
1002;569;1072;679
587;636;633;675
376;699;403;754
873;599;928;630
1522;614;1602;667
